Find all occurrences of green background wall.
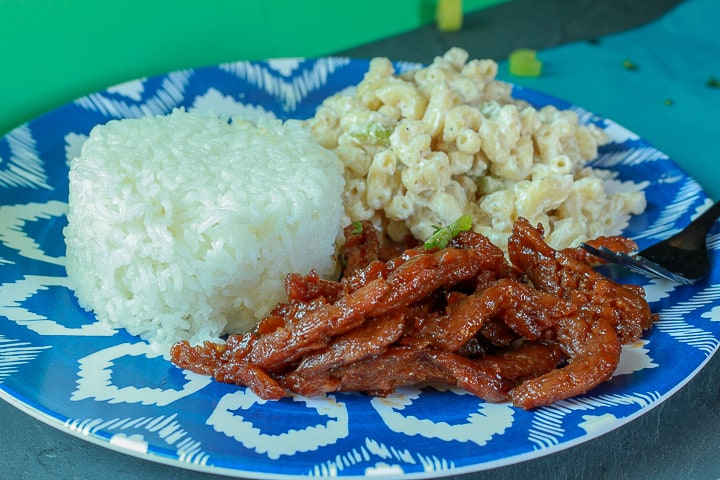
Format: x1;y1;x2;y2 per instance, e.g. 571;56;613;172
1;0;507;135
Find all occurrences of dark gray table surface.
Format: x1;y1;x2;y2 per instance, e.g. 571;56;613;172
4;1;718;479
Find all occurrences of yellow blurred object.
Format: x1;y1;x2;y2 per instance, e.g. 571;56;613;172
508;48;543;77
437;0;463;32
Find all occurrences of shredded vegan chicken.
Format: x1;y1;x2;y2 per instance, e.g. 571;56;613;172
171;218;654;409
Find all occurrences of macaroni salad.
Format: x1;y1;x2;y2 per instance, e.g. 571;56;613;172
307;48;646;251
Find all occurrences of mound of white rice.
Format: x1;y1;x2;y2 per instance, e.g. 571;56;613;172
64;109;345;348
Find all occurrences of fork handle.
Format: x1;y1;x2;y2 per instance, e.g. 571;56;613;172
668;199;720;247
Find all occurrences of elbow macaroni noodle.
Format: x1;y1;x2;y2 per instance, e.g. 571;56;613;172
307;48;646;251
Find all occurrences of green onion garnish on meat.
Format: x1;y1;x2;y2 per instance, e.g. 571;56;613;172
424;214;473;250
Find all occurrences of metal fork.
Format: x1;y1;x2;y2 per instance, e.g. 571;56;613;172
581;200;720;285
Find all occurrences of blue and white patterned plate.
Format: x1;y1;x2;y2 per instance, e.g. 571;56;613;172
1;58;719;479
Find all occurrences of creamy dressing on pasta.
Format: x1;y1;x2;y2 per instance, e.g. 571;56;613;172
307;47;646;252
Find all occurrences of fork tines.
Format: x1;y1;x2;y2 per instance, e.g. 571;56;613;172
580;243;695;285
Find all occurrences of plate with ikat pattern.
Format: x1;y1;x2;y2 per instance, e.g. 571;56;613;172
0;57;719;479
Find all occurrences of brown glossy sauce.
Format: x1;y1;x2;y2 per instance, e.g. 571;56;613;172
171;218;655;409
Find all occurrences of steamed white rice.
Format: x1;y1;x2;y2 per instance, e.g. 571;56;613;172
64;109;345;348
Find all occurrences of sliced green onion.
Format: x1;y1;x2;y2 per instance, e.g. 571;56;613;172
423;214;473;250
508;49;542;77
436;0;463;32
349;123;394;147
622;59;637;70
